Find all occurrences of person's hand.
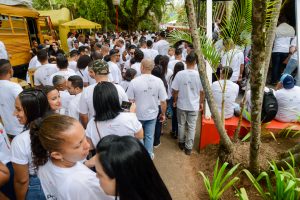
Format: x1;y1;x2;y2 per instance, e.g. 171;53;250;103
276;82;283;90
84;156;96;168
200;103;204;112
159;113;166;122
173;101;177;108
129;102;136;113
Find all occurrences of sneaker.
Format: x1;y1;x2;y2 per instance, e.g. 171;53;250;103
154;142;161;148
178;142;185;150
184;148;192;155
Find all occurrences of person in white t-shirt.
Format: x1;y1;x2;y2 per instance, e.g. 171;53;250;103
108;49;122;84
26;55;41;83
29;115;111;200
42;86;64;114
85;82;143;152
221;39;244;83
0;59;23;138
68;50;79;72
271;16;295;85
130;49;144;76
212;67;239;119
275;74;300;122
152;31;170;56
120;68;137;92
127;58;167;158
146;40;159;60
172;52;203;155
76;55;95;87
52;75;74;115
79;60;128;128
0;123;15;200
94;135;172;199
11;89;51;200
48;54;76;85
0;41;8;60
140;40;153;59
67;32;75;51
67;75;84;120
168;48;186;71
34;49;58;87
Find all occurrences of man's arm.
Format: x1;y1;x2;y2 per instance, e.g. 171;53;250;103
159;100;167;122
0;162;9;187
172;89;179;107
80;113;89;129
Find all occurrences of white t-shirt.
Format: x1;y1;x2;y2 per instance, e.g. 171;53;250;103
127;74;167;120
67;37;74;50
34;63;58;86
11;130;36;175
38;160;111;200
275;86;300;122
141;48;153;59
86;113;142;148
221;49;244;82
60;91;75;116
0;123;11;164
172;69;203;111
211;80;239;119
79;83;128;120
168;60;186;71
273;23;295;53
108;61;122;84
27;56;42;83
165;69;173;99
67;93;82;120
0;80;23;135
120;80;130;92
0;41;8;59
150;49;159;60
131;62;141;76
68;60;78;72
76;68;96;85
153;40;170;56
48;69;76;85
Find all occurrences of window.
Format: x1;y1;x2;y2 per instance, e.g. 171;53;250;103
11;16;26;34
0;15;12;33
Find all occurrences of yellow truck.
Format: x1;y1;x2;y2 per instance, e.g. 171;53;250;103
0;4;52;68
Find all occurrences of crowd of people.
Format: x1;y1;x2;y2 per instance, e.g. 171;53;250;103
0;15;300;199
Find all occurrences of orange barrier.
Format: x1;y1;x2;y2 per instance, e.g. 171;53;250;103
200;116;300;149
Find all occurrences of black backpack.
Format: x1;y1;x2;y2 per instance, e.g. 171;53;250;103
261;89;278;123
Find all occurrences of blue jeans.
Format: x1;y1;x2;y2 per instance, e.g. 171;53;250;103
166;99;173;116
154;106;162;146
271;52;289;84
26;175;46;200
139;118;157;158
0;162;16;200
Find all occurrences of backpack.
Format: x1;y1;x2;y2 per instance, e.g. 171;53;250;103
261;89;278;123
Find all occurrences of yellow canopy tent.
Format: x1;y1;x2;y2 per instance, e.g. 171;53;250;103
59;17;101;52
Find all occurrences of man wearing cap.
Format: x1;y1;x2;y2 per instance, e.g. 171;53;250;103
79;60;128;128
127;58;167;159
275;74;300;122
108;49;122;84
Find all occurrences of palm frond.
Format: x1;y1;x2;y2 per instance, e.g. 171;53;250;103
265;0;281;31
168;29;221;70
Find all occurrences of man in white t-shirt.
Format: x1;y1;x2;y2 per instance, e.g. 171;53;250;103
212;67;239;119
147;40;159;60
0;59;23;137
152;31;170;56
127;58;167;158
79;60;128;128
67;75;84;120
108;49;122;84
172;52;203;155
68;50;79;72
140;40;153;59
67;32;75;51
275;74;300;122
34;49;58;87
48;54;76;85
221;39;244;83
168;48;186;71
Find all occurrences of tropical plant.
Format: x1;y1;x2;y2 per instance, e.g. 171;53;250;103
199;159;240;200
235;187;249;200
243;156;300;200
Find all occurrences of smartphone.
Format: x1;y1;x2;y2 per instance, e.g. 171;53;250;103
121;101;132;111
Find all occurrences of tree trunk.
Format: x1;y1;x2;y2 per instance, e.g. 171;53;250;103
185;0;233;155
249;0;267;173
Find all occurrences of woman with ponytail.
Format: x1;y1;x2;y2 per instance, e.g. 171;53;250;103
11;88;51;200
30;114;111;200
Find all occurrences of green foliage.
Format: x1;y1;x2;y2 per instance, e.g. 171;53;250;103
199;159;240;200
168;29;221;70
235;187;249;200
243;156;300;200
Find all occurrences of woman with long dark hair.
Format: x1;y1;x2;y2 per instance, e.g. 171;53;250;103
11;88;51;200
29;114;111;200
95;135;172;200
168;62;185;138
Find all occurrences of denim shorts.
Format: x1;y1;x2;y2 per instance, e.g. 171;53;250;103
26;175;46;200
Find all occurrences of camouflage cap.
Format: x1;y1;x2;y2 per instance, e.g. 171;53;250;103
89;59;109;75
